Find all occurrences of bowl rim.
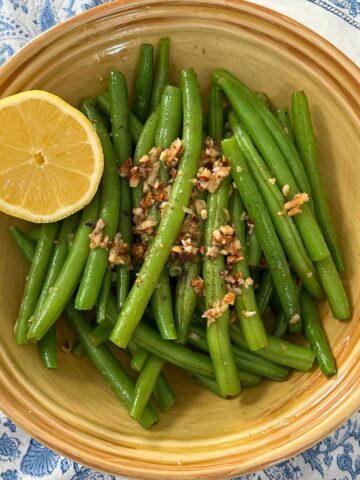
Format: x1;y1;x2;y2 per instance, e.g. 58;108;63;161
0;1;359;479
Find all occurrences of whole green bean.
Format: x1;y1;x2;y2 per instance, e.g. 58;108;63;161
110;67;203;348
275;107;295;145
130;355;165;420
27;193;100;342
133;43;153;122
214;70;330;262
230;191;268;350
35;214;79;367
96;268;112;324
316;256;350;320
292;91;345;273
75;100;121;310
131;346;150;372
222;137;300;325
15;222;59;344
188;325;288;381
202;82;240;396
300;289;336;376
256;269;275;316
151;272;177;339
229;114;324;300
96;91;143;145
230;323;315;371
150;38;170;111
65;303;158;429
9;226;36;263
189;373;226;398
108;71;133;311
152;371;176;411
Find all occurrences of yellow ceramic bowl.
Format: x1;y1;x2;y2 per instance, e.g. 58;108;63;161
0;1;359;478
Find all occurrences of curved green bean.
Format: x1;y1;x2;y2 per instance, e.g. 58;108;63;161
27;193;100;341
39;326;57;369
9;226;36;263
110;67;203;348
75;100;121;310
150;38;170;111
300;289;336;376
292;90;344;273
275;107;295;145
256;269;275;316
25;226;41;242
131;346;150;372
222;137;300;325
152;371;176;411
133;43;153;122
96;267;112;324
15;222;59;344
247;227;262;267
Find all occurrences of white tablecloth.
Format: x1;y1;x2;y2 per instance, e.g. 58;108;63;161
0;1;359;479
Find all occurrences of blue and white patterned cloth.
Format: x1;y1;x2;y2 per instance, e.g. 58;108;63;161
0;1;359;479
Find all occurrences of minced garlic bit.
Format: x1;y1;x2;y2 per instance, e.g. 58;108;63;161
191;276;204;296
289;313;301;325
159;138;183;168
196;137;231;193
171;211;201;261
89;218;106;249
99;234;111;251
207;224;243;265
220;270;245;295
306;271;313;278
244;277;254;289
183;206;194;215
283;192;309;216
108;233;130;267
60;340;73;354
282;184;290;197
202;292;236;326
194;198;208;220
242;310;257;318
268;177;276;185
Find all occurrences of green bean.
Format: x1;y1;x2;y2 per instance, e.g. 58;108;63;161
15;222;59;344
75;100;121;310
96;268;112;324
214;70;330;262
133;43;153;122
152;372;176;411
201;83;240;396
132;109;160;208
131;345;150;372
96;91;143;145
230;323;315;371
300;289;336;376
214;69;312;204
256;269;275;316
272;277;301;336
9;227;36;263
90;319;113;347
65;303;158;429
110;67;203;348
130;355;164;420
222;137;300;325
72;343;86;358
316;256;350;320
255;92;270;106
275;107;295;144
188;325;288;381
25;226;41;242
150;85;182;340
229;191;267;350
39;326;57;369
27;193;100;342
150;38;170;111
108;72;133;311
34;214;79;366
246;227;261;267
292;91;345;273
229;114;324;300
189;373;226;398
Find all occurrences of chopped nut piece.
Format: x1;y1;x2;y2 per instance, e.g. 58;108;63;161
268;177;276;185
159;138;183;167
244;277;254;289
89;219;106;249
220;270;244;295
191;276;204;296
109;233;130;267
282;184;290;197
132;242;146;263
289;314;301;325
196;137;230;193
208;224;242;264
134;217;158;234
284;193;309;216
100;234;111;251
202;291;236;326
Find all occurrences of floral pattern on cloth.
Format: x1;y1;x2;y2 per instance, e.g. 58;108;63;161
0;0;360;479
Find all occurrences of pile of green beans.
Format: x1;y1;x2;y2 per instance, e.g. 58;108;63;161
10;40;350;429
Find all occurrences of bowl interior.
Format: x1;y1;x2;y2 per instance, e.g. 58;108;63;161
0;1;359;478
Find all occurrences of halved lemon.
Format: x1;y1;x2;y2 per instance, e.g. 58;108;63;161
0;90;103;223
